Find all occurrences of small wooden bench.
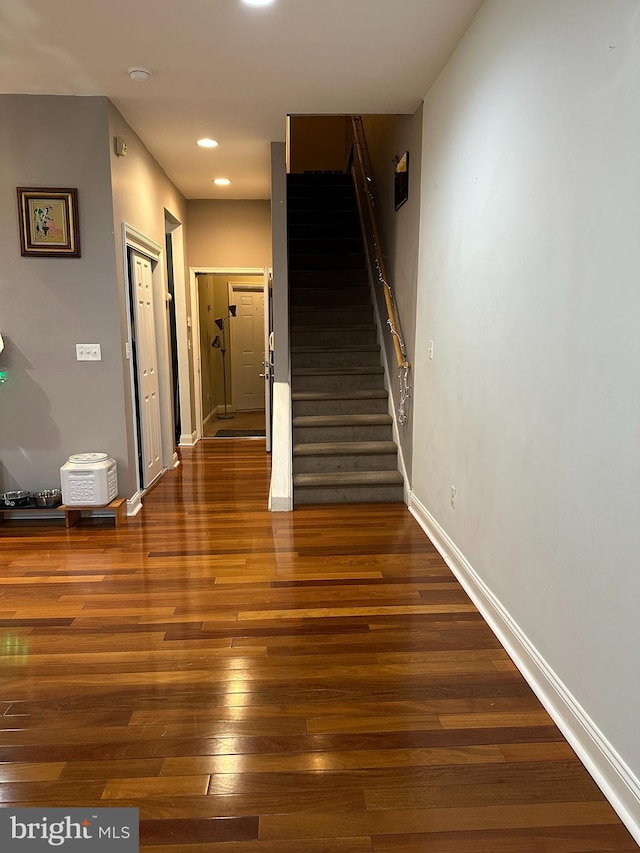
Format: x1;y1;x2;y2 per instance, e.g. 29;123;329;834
0;497;127;528
61;498;127;528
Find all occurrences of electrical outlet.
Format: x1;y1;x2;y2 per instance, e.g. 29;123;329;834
76;344;102;361
450;485;456;509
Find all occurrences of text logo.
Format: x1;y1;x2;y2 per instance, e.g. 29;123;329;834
0;809;138;851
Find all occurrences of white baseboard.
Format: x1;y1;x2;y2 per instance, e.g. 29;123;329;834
408;492;640;845
126;491;143;517
179;431;197;447
203;411;213;428
172;452;181;469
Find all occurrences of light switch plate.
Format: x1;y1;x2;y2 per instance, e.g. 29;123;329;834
76;344;102;361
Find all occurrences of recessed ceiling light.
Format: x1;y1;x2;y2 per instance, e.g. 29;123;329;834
213;178;231;186
197;138;219;148
241;0;275;7
128;67;151;82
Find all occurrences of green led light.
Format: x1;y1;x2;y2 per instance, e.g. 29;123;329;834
0;367;8;383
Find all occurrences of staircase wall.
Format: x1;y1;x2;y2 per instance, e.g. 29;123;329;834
359;109;424;480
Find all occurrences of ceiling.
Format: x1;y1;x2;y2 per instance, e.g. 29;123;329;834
0;0;483;199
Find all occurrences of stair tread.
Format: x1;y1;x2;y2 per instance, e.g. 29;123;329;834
293;414;392;427
292;390;387;401
294;441;398;456
292;366;384;376
294;471;404;487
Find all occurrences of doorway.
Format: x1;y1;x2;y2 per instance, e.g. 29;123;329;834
196;272;266;439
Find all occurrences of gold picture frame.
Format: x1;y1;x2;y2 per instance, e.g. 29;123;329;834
17;187;80;257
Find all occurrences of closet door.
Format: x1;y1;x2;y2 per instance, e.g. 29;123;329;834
131;250;162;486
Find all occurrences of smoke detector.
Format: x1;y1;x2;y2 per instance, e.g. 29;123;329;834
128;67;151;82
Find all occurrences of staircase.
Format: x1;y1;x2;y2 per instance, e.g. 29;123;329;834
288;172;404;506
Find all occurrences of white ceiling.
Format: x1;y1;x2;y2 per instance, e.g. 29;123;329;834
0;0;483;199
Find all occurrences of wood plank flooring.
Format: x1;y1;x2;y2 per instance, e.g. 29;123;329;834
0;441;637;851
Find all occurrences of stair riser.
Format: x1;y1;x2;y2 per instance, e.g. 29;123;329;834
292;373;385;392
288;180;354;191
288;197;357;213
288;184;354;198
288;174;352;186
287;197;358;211
290;238;363;255
289;254;365;271
288;209;359;225
294;484;405;505
292;350;381;369
293;453;398;474
290;329;377;347
292;397;389;416
290;308;372;326
289;289;371;308
293;424;393;443
289;270;368;288
288;225;361;241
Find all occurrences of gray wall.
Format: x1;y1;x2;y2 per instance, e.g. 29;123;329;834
361;109;423;479
0;95;125;493
413;0;640;805
0;95;190;499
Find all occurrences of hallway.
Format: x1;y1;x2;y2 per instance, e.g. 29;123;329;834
0;442;636;851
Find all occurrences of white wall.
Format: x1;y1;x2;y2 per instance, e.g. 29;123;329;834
361;109;423;478
412;0;640;828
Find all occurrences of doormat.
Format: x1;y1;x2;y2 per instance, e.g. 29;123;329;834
214;429;266;438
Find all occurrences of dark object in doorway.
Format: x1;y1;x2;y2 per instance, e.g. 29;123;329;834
214;430;266;438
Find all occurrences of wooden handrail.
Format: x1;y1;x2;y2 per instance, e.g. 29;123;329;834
350;116;410;373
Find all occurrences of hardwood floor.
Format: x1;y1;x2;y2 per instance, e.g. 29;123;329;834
0;441;637;851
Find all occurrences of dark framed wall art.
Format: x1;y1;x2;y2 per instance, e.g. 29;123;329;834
17;187;81;257
394;152;409;211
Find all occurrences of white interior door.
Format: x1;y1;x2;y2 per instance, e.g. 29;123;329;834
131;250;163;486
230;284;265;411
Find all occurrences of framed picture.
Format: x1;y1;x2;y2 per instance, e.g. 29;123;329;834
394;152;409;211
17;187;80;257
